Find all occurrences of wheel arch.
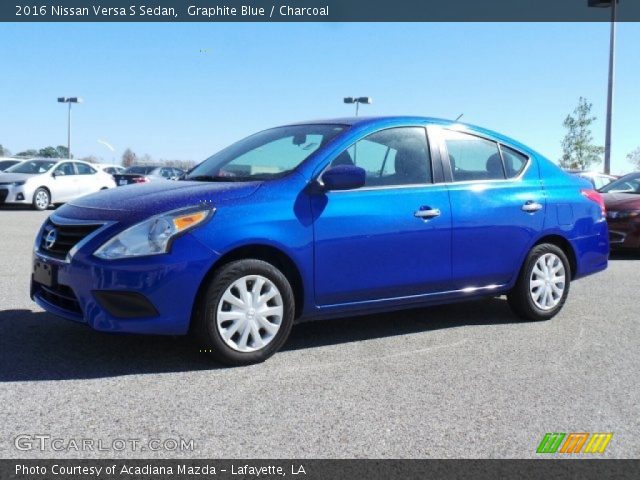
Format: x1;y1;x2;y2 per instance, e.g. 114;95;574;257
33;185;52;204
193;243;305;321
532;234;578;280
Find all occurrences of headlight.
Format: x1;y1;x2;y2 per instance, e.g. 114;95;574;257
94;207;214;260
12;181;26;186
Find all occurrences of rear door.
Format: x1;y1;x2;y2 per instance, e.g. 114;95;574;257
312;126;453;306
438;128;545;289
73;162;100;196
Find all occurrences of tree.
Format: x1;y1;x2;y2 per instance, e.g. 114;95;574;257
559;97;604;171
35;145;70;158
122;148;137;167
15;149;39;158
37;146;58;158
140;153;153;165
627;147;640;171
55;145;70;158
0;144;10;157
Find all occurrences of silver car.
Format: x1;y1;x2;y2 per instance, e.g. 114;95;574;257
0;158;116;210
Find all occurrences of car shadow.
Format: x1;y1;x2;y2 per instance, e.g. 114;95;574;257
0;298;521;382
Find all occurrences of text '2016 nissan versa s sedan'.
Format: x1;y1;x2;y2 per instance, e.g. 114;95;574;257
31;117;609;365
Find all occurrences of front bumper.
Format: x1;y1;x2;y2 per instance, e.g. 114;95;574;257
607;218;640;250
31;232;220;335
0;184;33;205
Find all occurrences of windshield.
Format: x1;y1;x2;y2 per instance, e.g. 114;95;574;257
5;160;57;174
186;124;347;181
600;174;640;194
0;160;19;170
124;166;159;174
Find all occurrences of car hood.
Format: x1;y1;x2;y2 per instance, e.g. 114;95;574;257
55;180;262;222
0;173;37;182
602;192;640;211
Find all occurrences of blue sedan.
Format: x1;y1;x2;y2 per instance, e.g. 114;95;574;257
31;117;609;365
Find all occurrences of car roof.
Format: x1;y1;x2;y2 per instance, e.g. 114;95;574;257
283;116;538;156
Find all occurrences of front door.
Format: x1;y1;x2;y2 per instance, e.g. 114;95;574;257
51;162;79;202
312;126;453;306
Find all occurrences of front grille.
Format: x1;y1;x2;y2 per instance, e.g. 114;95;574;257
35;283;82;315
39;219;102;260
0;189;7;204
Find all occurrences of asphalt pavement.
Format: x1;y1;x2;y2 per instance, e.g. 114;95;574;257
0;208;638;458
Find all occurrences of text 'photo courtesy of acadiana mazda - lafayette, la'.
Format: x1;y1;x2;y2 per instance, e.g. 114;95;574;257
30;117;609;365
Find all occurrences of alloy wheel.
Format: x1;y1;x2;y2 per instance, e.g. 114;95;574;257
35;190;49;209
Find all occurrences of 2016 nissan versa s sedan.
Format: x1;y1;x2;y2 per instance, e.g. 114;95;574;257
31;117;609;365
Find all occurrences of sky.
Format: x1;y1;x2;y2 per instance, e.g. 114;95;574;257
1;22;639;174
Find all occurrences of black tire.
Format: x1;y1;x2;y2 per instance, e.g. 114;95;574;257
507;243;571;321
32;187;50;211
193;259;295;366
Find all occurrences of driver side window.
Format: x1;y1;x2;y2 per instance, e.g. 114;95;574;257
54;163;76;176
331;127;432;188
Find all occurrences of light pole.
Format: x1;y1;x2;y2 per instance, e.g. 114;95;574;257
588;0;618;174
344;97;372;116
57;97;83;159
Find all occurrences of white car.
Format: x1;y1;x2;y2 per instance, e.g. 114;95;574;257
96;164;126;175
0;158;116;210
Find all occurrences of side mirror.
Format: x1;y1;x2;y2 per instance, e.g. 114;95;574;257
51;171;57;178
321;165;366;191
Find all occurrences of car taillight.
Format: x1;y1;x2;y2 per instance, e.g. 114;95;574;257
132;177;149;184
581;189;606;217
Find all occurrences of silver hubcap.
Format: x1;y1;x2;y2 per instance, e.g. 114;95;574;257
530;253;565;310
35;190;48;209
216;275;283;353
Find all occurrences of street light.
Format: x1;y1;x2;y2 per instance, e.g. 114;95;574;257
588;0;618;174
344;96;372;116
57;97;83;159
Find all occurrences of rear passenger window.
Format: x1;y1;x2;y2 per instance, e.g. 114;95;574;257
74;163;97;175
500;145;528;178
443;130;504;181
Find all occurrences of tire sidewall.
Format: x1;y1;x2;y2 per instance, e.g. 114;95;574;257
200;259;295;365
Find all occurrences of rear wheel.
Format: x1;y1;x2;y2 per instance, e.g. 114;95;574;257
32;188;50;211
193;259;295;366
507;243;570;321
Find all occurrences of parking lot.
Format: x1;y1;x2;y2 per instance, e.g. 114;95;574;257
0;208;638;459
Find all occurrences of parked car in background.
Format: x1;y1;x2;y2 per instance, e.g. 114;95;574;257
96;164;126;176
565;170;617;190
30;117;609;365
113;165;183;186
600;172;640;250
0;158;116;210
0;158;21;172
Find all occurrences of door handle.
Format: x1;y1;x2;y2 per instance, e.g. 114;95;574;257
522;201;542;213
414;208;441;220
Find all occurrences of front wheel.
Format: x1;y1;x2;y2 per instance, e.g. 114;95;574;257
193;259;295;366
507;243;571;321
32;188;50;211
